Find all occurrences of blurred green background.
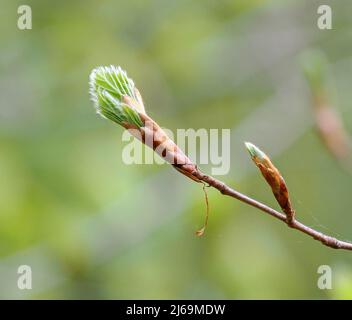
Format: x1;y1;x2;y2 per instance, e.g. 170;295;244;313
1;0;352;299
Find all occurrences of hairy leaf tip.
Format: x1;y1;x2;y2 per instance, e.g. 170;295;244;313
89;65;145;127
245;142;266;161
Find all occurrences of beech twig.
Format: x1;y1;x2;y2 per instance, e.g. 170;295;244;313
190;169;352;251
89;65;352;251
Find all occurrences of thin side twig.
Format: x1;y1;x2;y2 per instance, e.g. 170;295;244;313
192;170;352;251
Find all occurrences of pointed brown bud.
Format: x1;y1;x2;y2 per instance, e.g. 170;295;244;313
245;142;295;225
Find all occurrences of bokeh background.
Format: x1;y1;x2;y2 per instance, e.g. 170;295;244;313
1;0;352;299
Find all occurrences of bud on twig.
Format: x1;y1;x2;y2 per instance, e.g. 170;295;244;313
245;142;295;225
89;65;208;235
87;65;352;251
89;65;201;182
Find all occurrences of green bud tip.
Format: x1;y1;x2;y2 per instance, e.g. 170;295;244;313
89;65;145;128
244;142;266;161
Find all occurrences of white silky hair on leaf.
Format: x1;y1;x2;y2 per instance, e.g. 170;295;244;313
89;65;145;127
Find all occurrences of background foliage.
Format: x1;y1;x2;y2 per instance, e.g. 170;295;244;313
1;0;352;299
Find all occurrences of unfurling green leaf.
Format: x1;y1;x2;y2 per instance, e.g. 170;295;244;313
89;65;145;128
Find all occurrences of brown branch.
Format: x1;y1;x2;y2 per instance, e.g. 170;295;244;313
191;169;352;251
89;65;352;252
